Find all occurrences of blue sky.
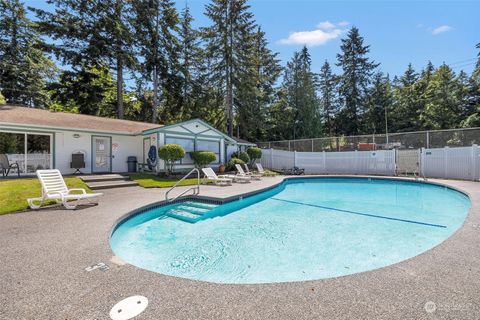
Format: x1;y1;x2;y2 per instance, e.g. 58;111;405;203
24;0;479;78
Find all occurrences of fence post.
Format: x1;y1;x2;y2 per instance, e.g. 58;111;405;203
472;144;478;181
294;150;297;168
426;131;430;149
270;148;274;169
311;139;314;152
420;148;425;177
354;150;358;174
288;141;291;151
323;151;326;173
444;147;449;178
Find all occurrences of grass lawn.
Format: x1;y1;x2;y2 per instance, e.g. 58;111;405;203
0;177;91;215
129;173;206;188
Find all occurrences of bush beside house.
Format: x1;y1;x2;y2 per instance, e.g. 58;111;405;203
158;144;185;176
190;151;216;168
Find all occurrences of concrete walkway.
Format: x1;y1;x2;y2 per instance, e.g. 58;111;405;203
0;176;479;319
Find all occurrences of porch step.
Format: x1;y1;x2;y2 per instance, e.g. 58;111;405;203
85;180;138;190
80;174;130;183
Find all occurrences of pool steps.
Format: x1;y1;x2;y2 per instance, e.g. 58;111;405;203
165;201;219;223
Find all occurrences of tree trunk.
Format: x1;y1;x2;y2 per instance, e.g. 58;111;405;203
226;1;233;137
115;0;124;119
117;55;124;119
152;66;158;123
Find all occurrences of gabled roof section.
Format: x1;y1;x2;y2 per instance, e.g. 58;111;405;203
232;137;256;146
0;105;162;134
144;118;236;143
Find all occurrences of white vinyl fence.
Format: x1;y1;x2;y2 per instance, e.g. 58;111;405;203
261;145;480;181
261;149;396;175
421;146;480;180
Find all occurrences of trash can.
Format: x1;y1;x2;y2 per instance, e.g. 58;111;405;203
127;156;137;172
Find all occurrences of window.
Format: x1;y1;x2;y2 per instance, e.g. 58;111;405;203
165;137;195;164
0;132;52;174
196;140;220;163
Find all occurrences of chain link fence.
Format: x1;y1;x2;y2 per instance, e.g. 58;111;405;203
258;127;480;152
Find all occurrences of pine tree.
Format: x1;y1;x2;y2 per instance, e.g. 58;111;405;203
318;60;337;136
364;72;392;134
203;0;256;136
391;64;423;131
461;43;480;127
31;0;136;118
421;64;462;129
281;46;321;140
177;4;205;121
0;0;55;107
336;27;379;135
236;27;281;141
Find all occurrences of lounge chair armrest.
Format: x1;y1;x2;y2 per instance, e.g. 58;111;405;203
68;188;87;194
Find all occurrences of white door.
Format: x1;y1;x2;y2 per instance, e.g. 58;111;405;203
92;136;112;173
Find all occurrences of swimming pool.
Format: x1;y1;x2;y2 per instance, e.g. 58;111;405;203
110;178;471;284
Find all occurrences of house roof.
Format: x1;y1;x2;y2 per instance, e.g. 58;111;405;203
232;137;256;146
0;105;162;134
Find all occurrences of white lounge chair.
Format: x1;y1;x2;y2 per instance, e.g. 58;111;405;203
28;169;103;210
242;164;262;180
201;167;232;186
234;164;256;181
255;163;274;176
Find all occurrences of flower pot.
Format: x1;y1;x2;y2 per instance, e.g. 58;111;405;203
219;164;226;174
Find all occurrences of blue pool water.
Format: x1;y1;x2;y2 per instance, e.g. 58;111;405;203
110;178;471;284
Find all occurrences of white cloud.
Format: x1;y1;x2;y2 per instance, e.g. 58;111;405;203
431;25;452;35
278;21;348;46
278;29;344;46
317;21;336;30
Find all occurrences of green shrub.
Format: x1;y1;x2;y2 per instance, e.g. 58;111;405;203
190;151;216;168
246;147;262;164
231;151;249;164
226;158;245;171
158;144;185;175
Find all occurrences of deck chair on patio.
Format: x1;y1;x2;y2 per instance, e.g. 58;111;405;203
201;167;232;186
234;164;255;181
28;169;103;210
242;164;262;180
0;154;20;177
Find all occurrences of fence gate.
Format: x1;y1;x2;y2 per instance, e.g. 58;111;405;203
395;149;420;176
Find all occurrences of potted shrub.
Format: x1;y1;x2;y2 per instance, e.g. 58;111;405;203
158;144;185;176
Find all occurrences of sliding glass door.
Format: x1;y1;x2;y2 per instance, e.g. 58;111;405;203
0;131;53;175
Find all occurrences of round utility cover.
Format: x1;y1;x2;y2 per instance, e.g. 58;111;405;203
109;295;148;320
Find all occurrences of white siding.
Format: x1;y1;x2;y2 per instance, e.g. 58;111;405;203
54;130;143;174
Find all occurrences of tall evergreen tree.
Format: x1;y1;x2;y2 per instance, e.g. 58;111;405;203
318;60;337;136
281;46;321;139
0;0;55;107
364;72;392;134
131;0;179;123
235;27;281;141
32;0;136;118
336;26;379;135
461;42;480;127
203;0;256;136
391;64;423;131
420;64;462;129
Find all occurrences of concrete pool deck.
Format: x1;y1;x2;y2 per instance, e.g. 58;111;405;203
0;175;479;319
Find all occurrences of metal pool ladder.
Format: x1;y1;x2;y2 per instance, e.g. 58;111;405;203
165;168;200;202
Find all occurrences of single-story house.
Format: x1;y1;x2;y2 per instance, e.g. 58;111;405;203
0;105;254;175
